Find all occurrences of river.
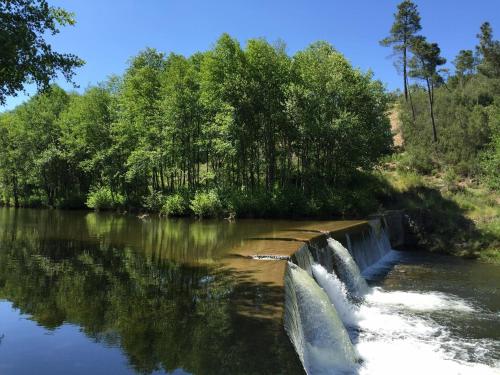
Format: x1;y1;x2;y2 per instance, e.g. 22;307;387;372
0;208;498;374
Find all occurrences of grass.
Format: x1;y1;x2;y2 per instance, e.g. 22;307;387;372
376;156;500;264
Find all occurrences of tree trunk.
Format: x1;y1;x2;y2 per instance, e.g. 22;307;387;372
426;79;438;143
12;173;19;208
403;46;409;102
407;77;416;121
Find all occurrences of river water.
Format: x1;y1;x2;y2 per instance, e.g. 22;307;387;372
0;208;498;374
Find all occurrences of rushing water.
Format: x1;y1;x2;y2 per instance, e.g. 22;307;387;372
285;263;359;375
309;239;500;375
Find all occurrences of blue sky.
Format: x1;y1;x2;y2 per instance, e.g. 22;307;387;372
3;0;500;111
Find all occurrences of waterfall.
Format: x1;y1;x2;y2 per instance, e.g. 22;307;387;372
348;223;392;273
311;263;358;328
284;262;359;375
293;244;315;276
327;237;369;298
285;220;498;375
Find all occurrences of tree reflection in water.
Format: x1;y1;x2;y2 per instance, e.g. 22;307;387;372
0;208;302;375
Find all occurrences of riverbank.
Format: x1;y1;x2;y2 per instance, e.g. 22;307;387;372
1;155;498;263
375;159;500;264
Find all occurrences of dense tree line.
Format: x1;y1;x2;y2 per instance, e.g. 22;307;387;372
0;35;391;217
383;1;500;190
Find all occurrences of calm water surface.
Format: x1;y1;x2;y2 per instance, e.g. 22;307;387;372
0;208;499;374
0;208;303;375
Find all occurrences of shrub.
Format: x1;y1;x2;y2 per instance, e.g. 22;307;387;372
443;169;460;192
86;186;124;211
480;120;500;191
226;189;270;217
190;190;222;218
142;190;165;212
161;194;187;216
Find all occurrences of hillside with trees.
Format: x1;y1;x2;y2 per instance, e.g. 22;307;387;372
379;0;499;262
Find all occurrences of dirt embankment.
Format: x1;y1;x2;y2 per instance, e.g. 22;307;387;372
389;107;403;147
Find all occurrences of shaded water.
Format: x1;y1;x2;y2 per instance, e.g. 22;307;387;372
0;208;304;375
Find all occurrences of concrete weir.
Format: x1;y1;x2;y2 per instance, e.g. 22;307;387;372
219;215;400;374
220;220;375;319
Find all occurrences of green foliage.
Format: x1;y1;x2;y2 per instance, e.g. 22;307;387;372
0;0;84;104
0;34;391;218
480;104;500;190
85;186;124;211
161;194;187;217
142;190;165;212
190;190;223;218
443;168;460;192
454;50;476;79
380;0;421;101
398;22;500;181
476;22;500;79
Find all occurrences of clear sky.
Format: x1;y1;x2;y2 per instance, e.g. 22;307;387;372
3;0;500;111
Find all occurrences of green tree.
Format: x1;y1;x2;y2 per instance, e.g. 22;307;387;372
245;39;291;191
115;48;166;203
0;34;394;218
476;22;500;79
199;34;249;189
380;0;421;106
161;53;203;191
409;36;446;142
0;0;84;104
58;85;117;197
453;50;476;88
286;42;391;191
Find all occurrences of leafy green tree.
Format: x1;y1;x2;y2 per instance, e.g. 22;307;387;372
409;36;446;142
161;53;203;191
58;86;116;196
0;0;84;104
476;22;500;79
480;101;500;189
0;34;394;217
115;48;166;203
453;50;477;88
200;34;250;189
286;42;391;191
245;39;291;191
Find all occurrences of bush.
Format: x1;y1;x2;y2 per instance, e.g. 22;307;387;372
86;186;124;211
480;117;500;190
161;194;187;216
190;190;223;218
443;168;460;192
226;189;270;217
142;190;165;212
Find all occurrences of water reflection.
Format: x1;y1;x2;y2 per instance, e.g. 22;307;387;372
0;208;302;375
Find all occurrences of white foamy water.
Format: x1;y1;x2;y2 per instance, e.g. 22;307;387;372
365;287;475;312
357;337;500;375
312;264;358;327
312;261;500;375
